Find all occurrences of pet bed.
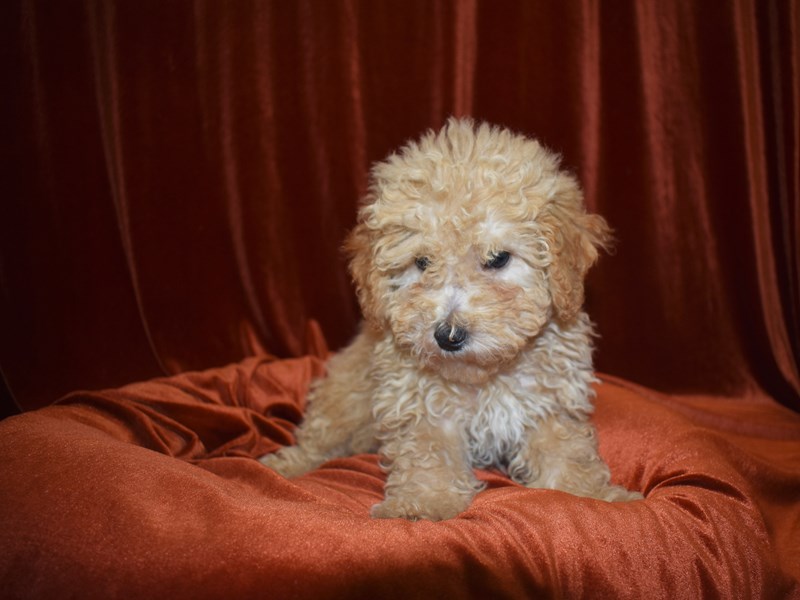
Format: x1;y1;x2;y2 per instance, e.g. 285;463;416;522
1;329;798;598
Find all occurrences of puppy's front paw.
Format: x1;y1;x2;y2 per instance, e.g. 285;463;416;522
259;446;320;478
370;491;472;522
604;485;644;502
580;482;644;502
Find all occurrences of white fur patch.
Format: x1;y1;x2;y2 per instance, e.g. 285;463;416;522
389;265;422;290
495;254;531;286
467;386;531;468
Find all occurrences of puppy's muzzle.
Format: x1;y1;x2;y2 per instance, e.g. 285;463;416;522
434;322;468;352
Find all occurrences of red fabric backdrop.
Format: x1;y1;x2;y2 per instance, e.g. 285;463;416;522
2;0;799;412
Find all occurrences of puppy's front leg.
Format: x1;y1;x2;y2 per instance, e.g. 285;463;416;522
371;416;482;521
508;414;642;501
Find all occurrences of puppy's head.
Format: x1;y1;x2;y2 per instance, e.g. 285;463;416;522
347;119;610;383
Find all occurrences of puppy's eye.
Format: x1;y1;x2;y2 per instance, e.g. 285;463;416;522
415;256;431;271
485;251;511;269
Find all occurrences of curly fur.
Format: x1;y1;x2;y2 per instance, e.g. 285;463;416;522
260;119;641;520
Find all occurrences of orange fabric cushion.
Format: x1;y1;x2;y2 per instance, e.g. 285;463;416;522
0;355;798;597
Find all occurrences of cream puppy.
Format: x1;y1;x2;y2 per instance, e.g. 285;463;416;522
260;119;641;520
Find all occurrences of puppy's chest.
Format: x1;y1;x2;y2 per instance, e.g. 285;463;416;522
459;383;545;467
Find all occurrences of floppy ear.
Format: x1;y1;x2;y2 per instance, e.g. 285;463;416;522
344;221;382;326
538;176;612;323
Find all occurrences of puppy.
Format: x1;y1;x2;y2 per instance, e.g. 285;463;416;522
260;119;641;520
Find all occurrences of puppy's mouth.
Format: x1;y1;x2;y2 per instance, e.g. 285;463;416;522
429;352;498;385
391;315;529;383
423;322;502;384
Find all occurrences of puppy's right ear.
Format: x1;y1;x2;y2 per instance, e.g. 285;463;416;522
344;222;381;325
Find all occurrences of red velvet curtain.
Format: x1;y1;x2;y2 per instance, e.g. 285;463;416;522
2;0;798;413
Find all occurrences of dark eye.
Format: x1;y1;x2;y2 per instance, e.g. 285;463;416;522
485;251;511;269
415;256;431;271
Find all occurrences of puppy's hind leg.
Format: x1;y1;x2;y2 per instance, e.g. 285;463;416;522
508;414;643;502
259;331;377;478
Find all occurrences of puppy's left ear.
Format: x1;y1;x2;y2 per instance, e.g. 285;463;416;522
539;174;612;323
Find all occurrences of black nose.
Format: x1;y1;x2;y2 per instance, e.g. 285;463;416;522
434;322;468;352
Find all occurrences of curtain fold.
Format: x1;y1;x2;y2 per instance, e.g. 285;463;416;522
743;0;800;403
2;0;798;411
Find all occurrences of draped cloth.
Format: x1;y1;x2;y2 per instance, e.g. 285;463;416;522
1;1;799;597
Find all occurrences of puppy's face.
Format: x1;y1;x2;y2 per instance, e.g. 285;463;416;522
348;120;610;384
